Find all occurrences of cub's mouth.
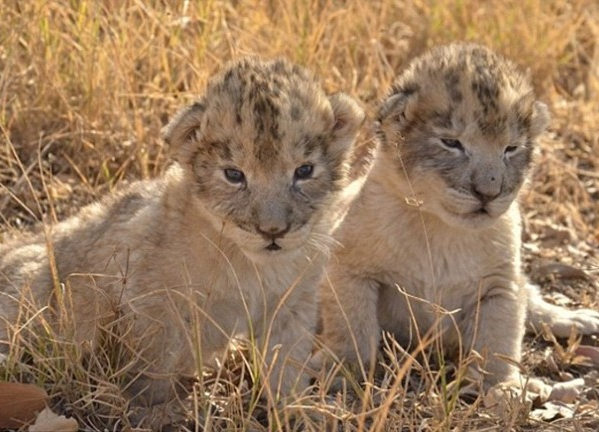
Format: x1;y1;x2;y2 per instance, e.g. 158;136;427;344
462;207;494;221
257;221;309;252
442;201;492;218
265;242;282;251
472;206;489;216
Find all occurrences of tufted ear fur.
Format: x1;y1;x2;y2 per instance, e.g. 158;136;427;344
374;90;418;148
161;102;206;164
327;93;365;159
529;100;550;138
376;89;418;128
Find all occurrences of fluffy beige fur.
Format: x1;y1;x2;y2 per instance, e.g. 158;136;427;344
316;43;599;392
0;57;374;424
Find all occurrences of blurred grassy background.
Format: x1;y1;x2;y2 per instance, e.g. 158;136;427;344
1;0;597;236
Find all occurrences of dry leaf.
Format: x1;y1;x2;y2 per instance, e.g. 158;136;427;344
532;262;590;281
0;382;48;429
29;408;78;432
530;401;576;422
573;345;599;368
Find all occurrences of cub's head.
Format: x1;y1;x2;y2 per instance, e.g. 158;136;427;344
163;57;365;259
377;43;549;229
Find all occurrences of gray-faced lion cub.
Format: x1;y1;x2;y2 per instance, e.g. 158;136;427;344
0;57;371;421
317;43;599;396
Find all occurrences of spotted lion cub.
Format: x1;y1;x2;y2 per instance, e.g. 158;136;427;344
317;44;599;393
0;57;369;413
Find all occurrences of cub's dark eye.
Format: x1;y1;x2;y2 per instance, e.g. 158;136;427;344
294;164;314;180
440;138;464;151
504;145;518;154
224;168;245;184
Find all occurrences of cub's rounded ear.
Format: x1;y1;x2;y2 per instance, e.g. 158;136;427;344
374;88;418;148
328;93;365;153
161;102;206;163
376;88;417;128
530;100;550;138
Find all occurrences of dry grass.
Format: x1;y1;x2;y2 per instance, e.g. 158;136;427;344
1;0;598;430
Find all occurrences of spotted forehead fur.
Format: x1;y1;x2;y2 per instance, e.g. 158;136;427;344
196;57;334;167
381;43;537;140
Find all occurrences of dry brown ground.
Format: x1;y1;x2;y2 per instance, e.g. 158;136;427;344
1;1;598;430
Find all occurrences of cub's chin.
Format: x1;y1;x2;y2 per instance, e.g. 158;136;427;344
435;202;510;231
442;210;500;230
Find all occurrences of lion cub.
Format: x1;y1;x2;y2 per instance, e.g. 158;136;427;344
0;57;369;412
317;43;599;391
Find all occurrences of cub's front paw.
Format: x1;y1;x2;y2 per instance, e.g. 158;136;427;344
309;349;344;391
309;349;372;395
127;400;190;430
483;376;584;417
309;349;331;371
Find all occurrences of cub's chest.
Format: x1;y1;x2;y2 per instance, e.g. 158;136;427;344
377;217;513;299
182;248;322;311
381;237;486;295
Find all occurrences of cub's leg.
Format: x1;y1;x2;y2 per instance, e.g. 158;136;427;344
122;294;237;411
526;284;599;337
460;282;528;387
122;312;197;408
314;270;380;369
258;284;318;400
